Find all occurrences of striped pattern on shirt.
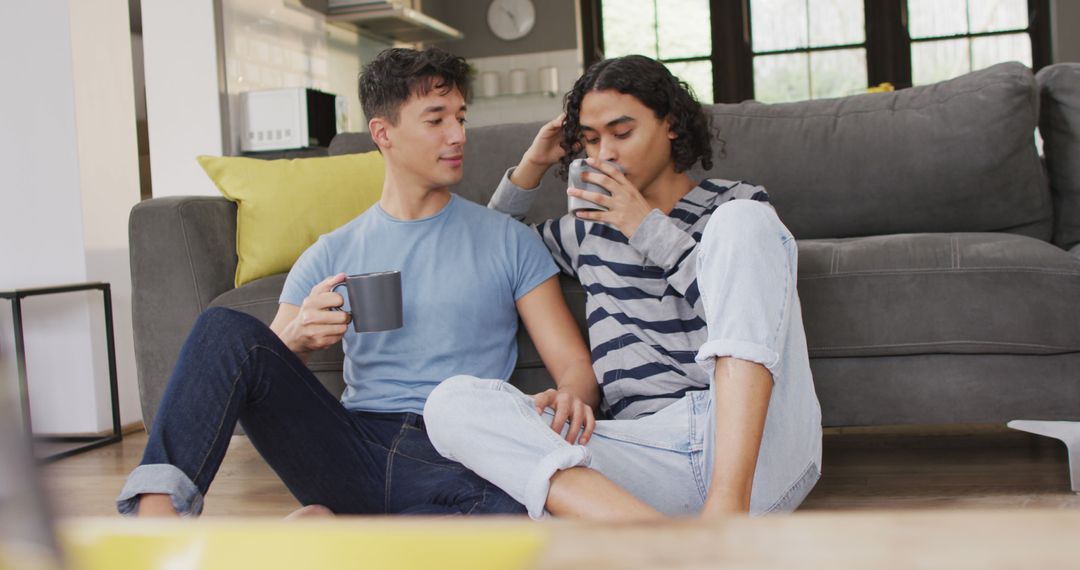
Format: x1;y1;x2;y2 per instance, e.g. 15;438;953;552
491;174;771;419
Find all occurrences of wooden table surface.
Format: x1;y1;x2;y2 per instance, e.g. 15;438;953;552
537;509;1080;569
36;426;1080;568
54;508;1080;569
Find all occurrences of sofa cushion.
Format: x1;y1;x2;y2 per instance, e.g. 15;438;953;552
198;152;384;287
334;64;1049;244
687;62;1052;241
207;273;345;376
798;232;1080;357
1037;63;1080;251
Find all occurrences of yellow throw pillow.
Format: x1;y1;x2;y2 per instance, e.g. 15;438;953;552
197;152;384;287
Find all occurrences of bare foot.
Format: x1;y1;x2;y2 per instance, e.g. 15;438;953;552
284;504;335;520
137;494;179;517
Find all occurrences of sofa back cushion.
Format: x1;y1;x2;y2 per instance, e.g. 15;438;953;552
687;62;1051;240
1037;63;1080;251
330;122;572;225
332;62;1051;241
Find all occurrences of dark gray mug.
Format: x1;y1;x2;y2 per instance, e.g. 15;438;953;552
332;271;403;333
568;158;624;212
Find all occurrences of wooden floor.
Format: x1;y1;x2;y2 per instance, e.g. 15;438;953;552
41;424;1080;518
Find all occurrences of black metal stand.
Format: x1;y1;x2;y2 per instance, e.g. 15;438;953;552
0;282;123;462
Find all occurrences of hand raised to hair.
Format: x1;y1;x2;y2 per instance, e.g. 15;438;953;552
510;113;571;190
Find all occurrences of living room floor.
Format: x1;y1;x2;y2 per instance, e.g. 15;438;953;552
41;423;1080;517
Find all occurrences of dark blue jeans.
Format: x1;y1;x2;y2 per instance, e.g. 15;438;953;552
115;307;525;516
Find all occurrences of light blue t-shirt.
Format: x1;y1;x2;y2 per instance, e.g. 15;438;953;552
281;194;558;414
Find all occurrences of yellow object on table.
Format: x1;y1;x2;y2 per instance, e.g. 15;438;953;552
61;518;545;570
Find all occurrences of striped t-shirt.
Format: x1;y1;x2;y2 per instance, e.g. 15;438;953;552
490;171;771;419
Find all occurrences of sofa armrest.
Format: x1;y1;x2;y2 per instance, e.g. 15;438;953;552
129;196;238;428
1038;63;1080;251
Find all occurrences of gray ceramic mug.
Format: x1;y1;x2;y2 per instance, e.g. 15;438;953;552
332;271;403;333
568;158;624;213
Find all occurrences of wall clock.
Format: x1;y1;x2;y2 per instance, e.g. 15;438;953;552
487;0;536;41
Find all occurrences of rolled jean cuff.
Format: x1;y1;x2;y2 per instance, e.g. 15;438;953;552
695;339;780;378
522;445;591;520
115;463;204;517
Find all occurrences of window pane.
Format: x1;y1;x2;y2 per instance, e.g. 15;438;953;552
751;0;807;52
911;38;970;85
809;0;864;47
602;0;657;58
657;0;711;59
968;0;1028;33
810;48;867;98
754;53;810;103
907;0;968;39
665;60;714;103
972;32;1032;69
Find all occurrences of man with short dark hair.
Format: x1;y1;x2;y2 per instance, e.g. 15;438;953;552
425;55;823;520
116;47;598;517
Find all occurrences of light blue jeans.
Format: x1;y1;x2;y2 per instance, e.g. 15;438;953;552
424;200;823;519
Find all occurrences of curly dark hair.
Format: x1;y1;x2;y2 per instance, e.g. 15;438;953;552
359;47;472;125
560;55;714;175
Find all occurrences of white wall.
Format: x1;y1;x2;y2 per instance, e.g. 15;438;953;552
221;0;390;152
217;0;382;152
0;1;140;435
69;0;143;432
143;0;390;187
142;0;225;197
462;49;580;128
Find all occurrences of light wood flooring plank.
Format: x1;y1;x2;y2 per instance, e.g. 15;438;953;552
40;425;1080;518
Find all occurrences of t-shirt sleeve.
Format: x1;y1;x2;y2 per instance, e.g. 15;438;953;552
280;236;332;306
506;217;560;301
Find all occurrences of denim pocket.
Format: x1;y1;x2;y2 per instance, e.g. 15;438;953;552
591;394;699;453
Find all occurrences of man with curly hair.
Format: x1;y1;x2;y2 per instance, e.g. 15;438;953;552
425;55;822;520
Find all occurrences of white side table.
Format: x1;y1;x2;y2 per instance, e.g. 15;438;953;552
1007;420;1080;493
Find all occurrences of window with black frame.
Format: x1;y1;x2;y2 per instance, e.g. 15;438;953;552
749;0;868;102
907;0;1033;85
583;0;1050;104
600;0;715;102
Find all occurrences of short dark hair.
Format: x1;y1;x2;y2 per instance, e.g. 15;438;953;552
358;47;472;125
560;55;714;174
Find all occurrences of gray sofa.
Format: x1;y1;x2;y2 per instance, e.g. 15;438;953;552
130;62;1080;433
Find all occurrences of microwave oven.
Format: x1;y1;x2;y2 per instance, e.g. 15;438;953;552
240;88;343;152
